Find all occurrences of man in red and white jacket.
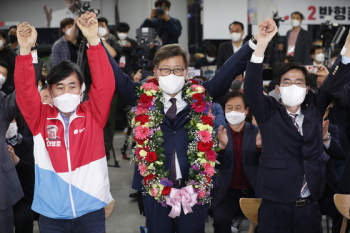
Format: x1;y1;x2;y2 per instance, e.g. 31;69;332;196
14;13;115;232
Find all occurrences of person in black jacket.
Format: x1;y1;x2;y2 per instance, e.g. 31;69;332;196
116;22;138;75
244;19;350;232
0;30;17;87
282;11;312;65
195;43;217;79
140;0;182;45
0;61;15;95
6;119;36;233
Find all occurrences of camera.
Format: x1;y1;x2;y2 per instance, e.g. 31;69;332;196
76;0;100;16
156;7;166;17
135;28;156;68
321;16;333;48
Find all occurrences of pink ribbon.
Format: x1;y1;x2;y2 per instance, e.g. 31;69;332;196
166;185;198;218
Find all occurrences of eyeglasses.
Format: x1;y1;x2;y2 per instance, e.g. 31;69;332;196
281;80;306;87
157;67;185;76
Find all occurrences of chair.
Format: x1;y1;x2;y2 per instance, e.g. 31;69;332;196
105;199;115;220
239;198;262;233
334;194;350;233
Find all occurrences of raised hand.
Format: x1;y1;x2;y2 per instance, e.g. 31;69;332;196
256;130;262;148
323;120;329;140
344;30;350;58
316;65;329;77
17;22;37;55
77;12;99;46
257;18;278;45
218;125;228;150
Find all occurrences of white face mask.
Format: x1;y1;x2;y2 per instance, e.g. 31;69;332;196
80;83;86;102
53;93;81;113
158;74;185;95
315;53;325;63
6;122;18;139
65;27;73;37
0;74;6;87
38;85;42;92
98;27;108;37
0;40;3;48
117;33;127;40
279;85;307;107
230;32;242;42
225;110;246;125
292;19;301;28
206;56;215;63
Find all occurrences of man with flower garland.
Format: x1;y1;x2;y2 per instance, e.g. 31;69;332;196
79;13;276;233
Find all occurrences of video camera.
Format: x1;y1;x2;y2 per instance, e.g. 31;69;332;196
135;28;156;69
321;16;333;48
76;0;100;16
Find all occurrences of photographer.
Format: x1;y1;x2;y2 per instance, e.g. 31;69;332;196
140;0;182;45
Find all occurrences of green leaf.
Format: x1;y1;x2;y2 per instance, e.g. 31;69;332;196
214;172;220;177
158;154;166;162
155;147;165;155
215;160;221;165
155;130;163;137
188;168;195;178
156;101;164;109
184;123;192;130
215;147;221;152
163;171;170;177
187;132;194;140
156;137;164;144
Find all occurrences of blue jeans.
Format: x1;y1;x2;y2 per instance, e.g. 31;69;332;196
39;208;105;233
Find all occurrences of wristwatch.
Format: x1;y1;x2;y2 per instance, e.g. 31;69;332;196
31;43;38;51
250;36;258;45
14;157;20;166
323;133;331;141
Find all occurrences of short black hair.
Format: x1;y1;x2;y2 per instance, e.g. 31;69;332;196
310;45;323;55
276;62;310;86
291;11;304;20
203;44;217;57
40;85;48;92
224;90;248;109
116;22;130;33
229;21;244;31
47;60;84;87
98;17;108;27
0;60;9;73
0;30;6;40
331;49;342;59
155;0;171;8
60;18;74;30
9;25;17;31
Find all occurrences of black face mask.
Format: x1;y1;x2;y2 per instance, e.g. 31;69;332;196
8;35;17;43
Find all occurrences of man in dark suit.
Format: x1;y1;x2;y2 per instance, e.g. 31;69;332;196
284;11;312;65
244;19;350;232
0;61;15;95
217;21;245;70
211;91;260;233
318;121;345;233
140;0;182;45
104;16;277;233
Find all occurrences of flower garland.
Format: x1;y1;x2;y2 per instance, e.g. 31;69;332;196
129;78;220;206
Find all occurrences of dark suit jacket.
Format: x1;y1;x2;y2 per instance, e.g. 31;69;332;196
211;122;259;210
285;28;312;65
325;124;343;193
101;41;255;191
217;41;234;70
0;91;23;209
1;83;15;95
244;54;349;203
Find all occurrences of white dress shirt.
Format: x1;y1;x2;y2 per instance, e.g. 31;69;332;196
233;41;243;53
162;91;188;179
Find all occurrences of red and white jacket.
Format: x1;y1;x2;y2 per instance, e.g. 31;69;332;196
15;43;115;219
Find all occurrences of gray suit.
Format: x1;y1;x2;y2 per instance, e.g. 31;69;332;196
0;91;23;232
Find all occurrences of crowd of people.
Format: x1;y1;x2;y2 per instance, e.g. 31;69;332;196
1;0;350;233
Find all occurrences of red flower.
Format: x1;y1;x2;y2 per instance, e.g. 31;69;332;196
189;79;199;85
135;115;150;125
139;94;153;108
162;186;172;196
134;136;149;145
192;93;204;101
144;173;156;186
145;151;158;163
146;78;159;86
197;141;214;152
201;115;213;126
191;100;207;113
206;176;211;183
205;149;216;162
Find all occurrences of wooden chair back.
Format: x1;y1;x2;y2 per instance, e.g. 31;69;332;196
334;194;350;233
